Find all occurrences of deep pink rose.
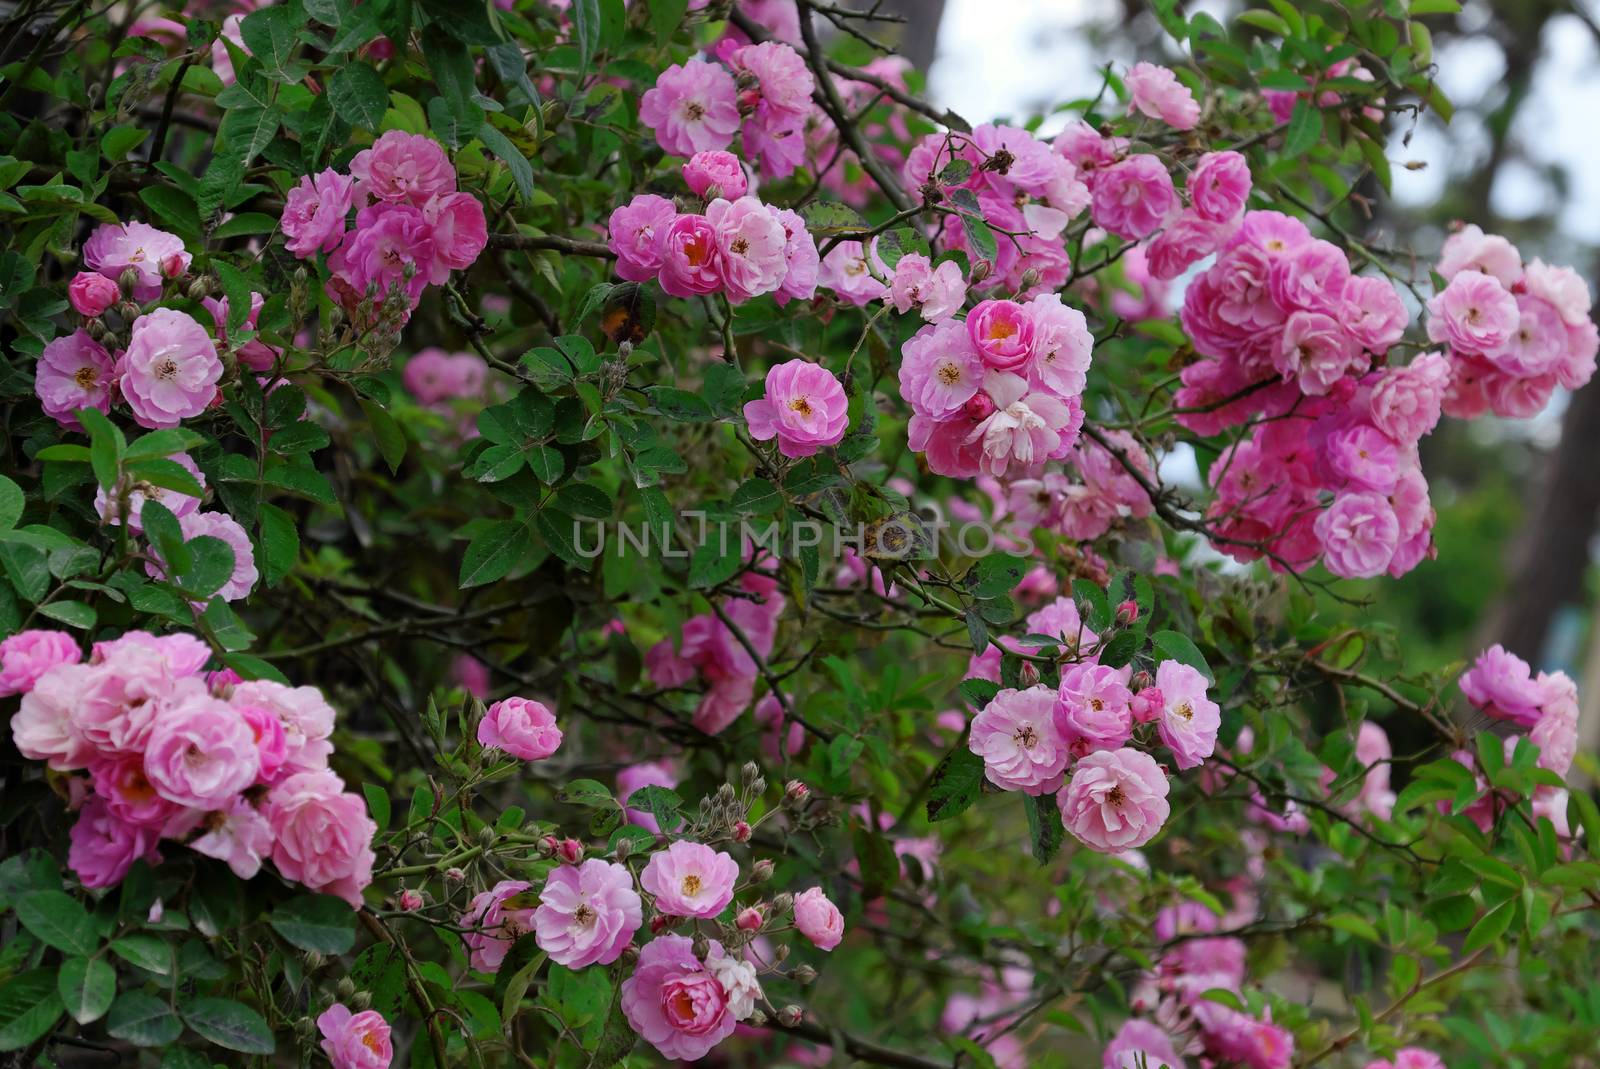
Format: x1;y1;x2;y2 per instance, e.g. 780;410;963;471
478;696;562;761
608;194;680;283
967;299;1036;372
349;130;456;206
1425;269;1518;354
1314;491;1400;578
1188;150;1251;222
422;190;488;279
68;796;160;889
683;150;748;199
460;878;536;972
1091;155;1176;240
620;934;737;1061
657;213;724;298
743;359;850;458
1057;664;1134;753
793;886;845;950
282;168;356;257
0;629;81;697
68;270;121;316
639;58;740;158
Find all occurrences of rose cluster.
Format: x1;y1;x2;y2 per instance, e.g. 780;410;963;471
281;130;488;325
1;629;375;904
903;122;1093;294
644;565;787;734
1425;224;1597;419
898;293;1093;479
963;596;1219;853
1000;428;1155;544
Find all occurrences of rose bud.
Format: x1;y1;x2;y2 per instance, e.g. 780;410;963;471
68;272;119;317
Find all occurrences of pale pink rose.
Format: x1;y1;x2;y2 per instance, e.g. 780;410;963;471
1154;660;1219;770
968;685;1070;795
818;240;886;306
143;693;259;808
1365;1049;1446;1069
1188;150;1251;222
230;680;336;776
639;58;740;158
89;753;184;829
403;348;487;405
1531;671;1579;777
35;329;116;429
1353;720;1396;820
1314;492;1399;578
683;150;748;199
282;168;357;258
460;879;536;972
1437;223;1521;286
967;299;1036;372
1425;269;1518;354
1522;258;1592;326
191;796;275;878
1343;274;1409;353
707;196;788;302
705;945;762;1020
1277;310;1359;395
349;130;456;207
265;770;377;907
1027;292;1093;398
608;194;679;283
421;191;488;280
317;1004;394;1069
640;840;738;918
68;271;121;317
898;318;984;419
1368;351;1449;444
620;934;736;1061
1056;664;1134;753
83;221;191;301
1104;1019;1182;1069
91;629;210;674
793;886;844;950
743;359;850;458
68;797;160;889
770;206;820;304
201;290;279;372
97;452;206;533
478;697;562;761
1059;747;1171;852
968;370;1082;478
71;648;181;756
0;630;81;697
728;41;813;120
889;254;966;323
1126;62;1200;130
1091;155;1176;240
618;760;678;833
532;859;642;968
657;213;723;298
119;308;222;428
1458;645;1543;727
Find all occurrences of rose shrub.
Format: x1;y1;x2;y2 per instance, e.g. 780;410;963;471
0;1;1598;1067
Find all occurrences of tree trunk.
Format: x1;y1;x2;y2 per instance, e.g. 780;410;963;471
851;0;948;73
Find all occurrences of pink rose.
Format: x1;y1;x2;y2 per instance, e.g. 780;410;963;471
477;696;562;761
265;770;377;907
1277;311;1360;395
282;168;356;258
1027;292;1094;398
639;58;740;158
317;1004;394;1069
1154;660;1220;770
1059;747;1171;852
1437;223;1521;286
119;308;223;429
1056;664;1134;753
968;370;1082;478
1145;210;1238;281
1126;62;1200;130
1314;491;1399;578
707;195;788;302
889;253;967;323
1091;154;1176;240
230;679;336;777
817;240;886;306
532;859;642;968
898;319;984;420
683;150;748;199
967;299;1037;372
1365;1049;1446;1069
1368;351;1449;444
1343;274;1409;353
608;194;680;283
728;41;813;120
328;203;436;310
89;753;185;829
143;693;260;808
639;840;738;918
422;191;488;279
657;213;724;298
144;510;258;602
460;879;536;972
349;130;456;207
1188;150;1251;223
191;795;275;878
1425;269;1518;354
82;221;191;301
620;934;737;1062
968;685;1070;795
35;329;116;430
743;359;850;458
771;206;820;305
1458;644;1543;727
1104;1019;1182;1069
0;629;81;697
1323;424;1399;494
68;270;121;317
68;797;160;889
404;348;488;406
793;886;844;950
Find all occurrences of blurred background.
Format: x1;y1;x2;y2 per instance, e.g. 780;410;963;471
849;0;1600;774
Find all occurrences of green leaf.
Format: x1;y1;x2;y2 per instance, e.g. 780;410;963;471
111;933;175;976
124;427;205;462
1463;898;1515;953
459;520;530;587
328;62;389;130
363;783;391;832
967;554;1026;599
38;599;96;629
58;956;116;1025
15;890;97;956
178;534;236;599
1025;792;1062;864
926;746;985;822
544;963;612;1030
360;399;407;474
0;970;63;1051
258;502;299;586
107;991;182;1047
140;185;203;239
571;0;602;74
0;476;25;532
688;529;742;589
1284;99;1323;157
101;125;151;162
269;894;358;954
1150;630;1213;683
181;998;274;1054
479;122;535;204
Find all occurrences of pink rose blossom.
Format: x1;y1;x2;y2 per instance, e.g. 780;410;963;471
1367;1050;1446;1069
0;629;81;697
201;290;278;372
620;934;737;1062
706;945;762;1020
265;770;377;907
157;510;258;601
1277;311;1360;395
1523;258;1592;326
1126;62;1201;130
328;203;436;310
728;41;814;120
1353;720;1397;819
68;796;160;889
1314;492;1400;578
1458;645;1543;727
421;191;488;279
71;647;177;756
237;701;289;783
282;169;357;257
743;359;850;458
968;685;1070;795
793;886;845;950
889;254;967;323
404;349;488;405
1104;1019;1182;1069
968;370;1082;477
967;299;1037;372
1343;274;1409;353
640;840;738;918
478;697;563;761
1091;155;1177;242
1188;150;1251;222
1056;664;1134;753
771;206;820;304
191;796;275;878
533;859;643;968
1323;424;1400;493
1154;660;1220;770
707;196;788;302
1146;210;1238;281
349;130;455;207
89;753;184;829
608;195;680;283
1059;747;1171;852
1425;269;1518;354
35;329;116;429
230;679;336;776
143;693;259;808
898;318;984;419
1026;293;1094;398
1437;224;1521;286
1531;671;1579;777
119;308;223;429
398;889;424;912
68;271;121;317
460;879;537;972
683;150;748;199
317;1004;393;1069
818;240;887;306
1368;351;1449;444
83;221;191;301
639;58;741;158
657;213;724;297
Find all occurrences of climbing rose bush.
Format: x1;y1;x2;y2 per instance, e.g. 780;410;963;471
0;1;1598;1068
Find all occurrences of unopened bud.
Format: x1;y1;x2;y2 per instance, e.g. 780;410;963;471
160;252;186;279
398;889;424;912
351;991;372;1011
736;906;764;931
1018;661;1040;687
784;780;810;804
747;1009;768;1027
1131;670;1154;692
771;892;795;914
186;276;212;301
692;935;710;959
749;776;767;795
791;964;817;984
716;783;736;804
778;1005;803;1027
117;267;142;295
444;867;466;882
557;838;584;865
741;761;761;785
613;837;634;861
305;950;327;970
969;259;992;284
1116;599;1139;624
538;834;559;858
620;944;640;966
732;820;752;843
336;977;356;1000
1018;268;1040;291
750;858;776;883
650;914;675;934
294;1016;316;1037
478;825;497;846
